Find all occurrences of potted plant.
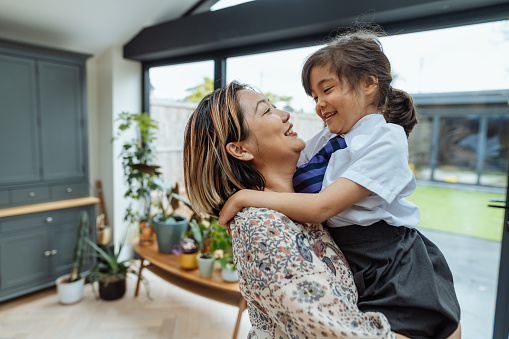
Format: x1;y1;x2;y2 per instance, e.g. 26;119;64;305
209;217;237;282
151;179;193;253
189;218;216;278
55;211;90;304
115;111;161;245
172;237;200;270
85;235;149;301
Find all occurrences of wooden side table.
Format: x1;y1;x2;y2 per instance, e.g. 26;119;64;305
132;239;247;339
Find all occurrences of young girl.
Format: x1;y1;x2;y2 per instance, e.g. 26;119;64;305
219;27;461;339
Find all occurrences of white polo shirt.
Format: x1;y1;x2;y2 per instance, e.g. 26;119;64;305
297;114;420;228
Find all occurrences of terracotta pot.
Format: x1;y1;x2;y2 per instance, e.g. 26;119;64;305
139;219;156;245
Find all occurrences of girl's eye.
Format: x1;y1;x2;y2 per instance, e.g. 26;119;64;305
313;96;318;102
324;87;333;93
263;107;272;115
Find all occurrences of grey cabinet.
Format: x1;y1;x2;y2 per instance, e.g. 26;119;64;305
0;38;91;207
0;39;96;302
0;205;95;302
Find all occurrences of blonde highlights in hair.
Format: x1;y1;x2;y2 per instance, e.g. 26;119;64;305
183;81;265;217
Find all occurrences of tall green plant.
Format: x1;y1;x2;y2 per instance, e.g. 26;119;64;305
115;112;161;224
69;211;89;283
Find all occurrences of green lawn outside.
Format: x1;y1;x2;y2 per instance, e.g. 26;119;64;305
406;186;506;242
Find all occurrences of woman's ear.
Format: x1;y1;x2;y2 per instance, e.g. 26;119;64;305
225;142;254;161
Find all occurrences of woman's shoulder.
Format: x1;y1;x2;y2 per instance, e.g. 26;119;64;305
235;207;295;225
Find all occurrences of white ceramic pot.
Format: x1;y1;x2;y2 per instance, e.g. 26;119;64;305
221;267;238;282
55;275;85;304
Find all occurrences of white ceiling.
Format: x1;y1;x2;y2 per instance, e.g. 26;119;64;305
0;0;200;56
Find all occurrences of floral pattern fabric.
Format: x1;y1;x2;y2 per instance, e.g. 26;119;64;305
231;207;396;339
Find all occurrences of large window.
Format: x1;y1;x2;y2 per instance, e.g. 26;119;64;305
146;20;509;338
227;47;325;142
148;60;214;185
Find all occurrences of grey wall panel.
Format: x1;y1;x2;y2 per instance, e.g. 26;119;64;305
0;54;40;185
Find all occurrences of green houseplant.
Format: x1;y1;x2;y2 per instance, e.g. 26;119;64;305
189;217;216;278
115;111;161;244
55;211;90;304
151;179;194;253
85;235;149;301
208;217;237;282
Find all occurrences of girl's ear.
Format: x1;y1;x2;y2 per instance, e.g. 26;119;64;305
363;75;379;95
225;142;254;161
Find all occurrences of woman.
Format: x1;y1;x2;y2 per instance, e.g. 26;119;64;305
183;81;406;338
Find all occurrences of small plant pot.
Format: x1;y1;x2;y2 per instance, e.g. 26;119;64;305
139;219;156;245
56;275;85;305
153;215;188;253
98;276;126;301
221;268;238;282
197;254;215;278
180;252;198;270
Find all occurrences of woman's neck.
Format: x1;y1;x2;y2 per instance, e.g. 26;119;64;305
263;170;295;193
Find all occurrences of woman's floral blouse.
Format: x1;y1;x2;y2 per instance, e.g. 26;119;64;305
231;207;395;339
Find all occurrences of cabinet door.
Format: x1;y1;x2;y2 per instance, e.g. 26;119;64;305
0;54;40;185
49;206;95;278
0;230;50;290
38;61;84;181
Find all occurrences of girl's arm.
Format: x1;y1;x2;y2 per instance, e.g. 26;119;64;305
218;177;371;226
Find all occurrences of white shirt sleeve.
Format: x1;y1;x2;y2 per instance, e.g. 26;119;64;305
340;124;414;204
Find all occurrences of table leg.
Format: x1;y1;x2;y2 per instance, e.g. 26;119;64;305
134;259;146;297
232;298;247;339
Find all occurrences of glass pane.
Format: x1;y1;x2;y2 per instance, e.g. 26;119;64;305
480;117;509;187
227;47;325;142
435;116;480;184
408;116;433;180
148;61;214;185
382;20;509;339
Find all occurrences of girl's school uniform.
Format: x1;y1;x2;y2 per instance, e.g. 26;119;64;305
298;114;461;339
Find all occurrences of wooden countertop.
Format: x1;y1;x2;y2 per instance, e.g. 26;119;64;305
0;197;100;218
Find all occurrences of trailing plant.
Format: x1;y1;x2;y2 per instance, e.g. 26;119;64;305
68;211;89;283
115;111;161;225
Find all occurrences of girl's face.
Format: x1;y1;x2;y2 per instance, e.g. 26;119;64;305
237;89;305;169
309;65;378;135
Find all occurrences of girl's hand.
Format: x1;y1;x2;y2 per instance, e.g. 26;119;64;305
218;190;249;227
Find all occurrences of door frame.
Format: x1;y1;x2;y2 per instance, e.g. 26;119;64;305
493;163;509;338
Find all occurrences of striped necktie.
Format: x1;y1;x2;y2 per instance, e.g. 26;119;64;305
292;136;347;193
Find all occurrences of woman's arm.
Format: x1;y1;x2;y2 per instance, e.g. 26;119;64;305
219;177;371;226
231;208;396;338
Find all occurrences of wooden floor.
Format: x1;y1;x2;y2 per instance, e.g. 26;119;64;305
0;263;251;339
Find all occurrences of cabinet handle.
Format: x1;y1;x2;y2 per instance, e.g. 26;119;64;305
46;217;53;223
66;188;73;193
51;249;58;256
44;251;51;257
28;192;36;197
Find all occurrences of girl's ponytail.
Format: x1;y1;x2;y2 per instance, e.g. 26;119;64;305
383;87;418;138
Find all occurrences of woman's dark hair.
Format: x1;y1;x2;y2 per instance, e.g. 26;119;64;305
183;81;265;216
302;25;417;137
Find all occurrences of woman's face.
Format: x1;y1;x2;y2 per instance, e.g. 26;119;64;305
238;89;305;169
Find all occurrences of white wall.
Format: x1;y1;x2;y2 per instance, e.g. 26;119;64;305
87;46;141;258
